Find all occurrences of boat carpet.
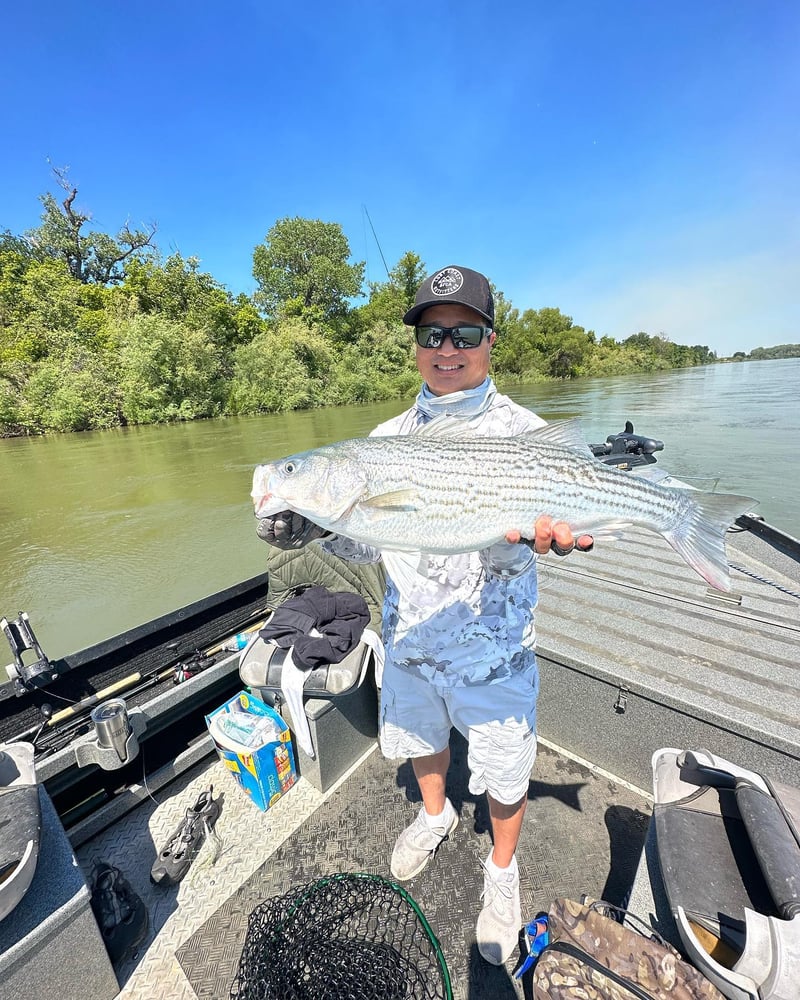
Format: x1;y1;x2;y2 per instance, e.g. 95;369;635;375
177;735;652;1000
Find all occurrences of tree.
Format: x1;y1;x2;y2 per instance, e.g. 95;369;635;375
357;251;427;330
115;314;223;423
0;231;36;330
20;348;120;432
751;343;800;359
27;167;156;285
623;331;654;351
491;307;548;379
252;217;364;321
0;256;110;375
228;318;333;413
117;253;251;348
330;319;419;404
491;306;593;380
0;374;22;433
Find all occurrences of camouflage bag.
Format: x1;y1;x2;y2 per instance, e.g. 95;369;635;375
531;898;725;1000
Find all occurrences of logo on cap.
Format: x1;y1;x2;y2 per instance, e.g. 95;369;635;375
430;267;463;296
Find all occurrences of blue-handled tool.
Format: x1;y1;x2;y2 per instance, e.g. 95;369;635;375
513;913;549;979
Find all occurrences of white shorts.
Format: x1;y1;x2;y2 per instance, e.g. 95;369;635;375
379;659;539;805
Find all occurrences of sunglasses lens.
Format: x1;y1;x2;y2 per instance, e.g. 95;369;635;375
415;326;443;348
452;326;485;348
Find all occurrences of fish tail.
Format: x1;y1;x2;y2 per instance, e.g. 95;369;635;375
663;491;756;591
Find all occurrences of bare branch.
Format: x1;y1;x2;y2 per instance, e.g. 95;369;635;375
95;222;158;285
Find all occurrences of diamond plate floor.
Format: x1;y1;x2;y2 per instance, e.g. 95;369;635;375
76;746;340;999
173;736;652;1000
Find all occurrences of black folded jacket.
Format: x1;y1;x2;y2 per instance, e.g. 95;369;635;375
259;586;370;670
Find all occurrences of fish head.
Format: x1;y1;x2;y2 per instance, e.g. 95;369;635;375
251;445;366;527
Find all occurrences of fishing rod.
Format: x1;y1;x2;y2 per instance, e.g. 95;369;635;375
362;205;390;279
15;614;269;749
29;656;210;754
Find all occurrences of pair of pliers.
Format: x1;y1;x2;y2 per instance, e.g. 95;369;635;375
513;913;550;979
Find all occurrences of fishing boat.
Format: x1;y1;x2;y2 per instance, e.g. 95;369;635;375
0;424;797;1000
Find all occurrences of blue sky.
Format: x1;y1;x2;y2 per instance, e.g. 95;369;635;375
2;1;797;356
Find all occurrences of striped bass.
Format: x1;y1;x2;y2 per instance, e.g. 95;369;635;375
251;418;755;591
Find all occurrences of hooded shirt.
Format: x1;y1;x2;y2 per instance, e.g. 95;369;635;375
323;378;546;689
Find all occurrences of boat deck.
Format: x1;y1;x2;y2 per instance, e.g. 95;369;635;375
533;523;800;788
7;517;799;998
74;735;652;999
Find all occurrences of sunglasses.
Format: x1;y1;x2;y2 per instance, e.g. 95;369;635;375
414;325;492;349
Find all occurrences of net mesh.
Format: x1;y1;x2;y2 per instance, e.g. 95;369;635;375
230;872;452;1000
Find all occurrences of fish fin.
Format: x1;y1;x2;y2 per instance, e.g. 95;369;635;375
381;550;425;592
663;491;757;592
574;523;628;542
630;465;673;484
526;419;595;459
360;489;420;512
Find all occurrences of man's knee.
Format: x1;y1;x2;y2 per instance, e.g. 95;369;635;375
486;792;527;818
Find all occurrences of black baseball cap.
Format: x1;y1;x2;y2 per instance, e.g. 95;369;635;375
403;265;495;327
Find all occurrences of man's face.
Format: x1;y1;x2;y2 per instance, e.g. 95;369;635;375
414;303;496;397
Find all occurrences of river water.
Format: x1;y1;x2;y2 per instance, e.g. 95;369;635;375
1;358;798;658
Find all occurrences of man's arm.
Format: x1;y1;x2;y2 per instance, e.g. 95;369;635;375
480;517;593;580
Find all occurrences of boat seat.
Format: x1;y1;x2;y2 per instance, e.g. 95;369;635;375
239;635;378;794
239;634;373;702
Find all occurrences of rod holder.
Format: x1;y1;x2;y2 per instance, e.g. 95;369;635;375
74;701;148;771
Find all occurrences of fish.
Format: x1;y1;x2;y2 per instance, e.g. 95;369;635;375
250;417;756;592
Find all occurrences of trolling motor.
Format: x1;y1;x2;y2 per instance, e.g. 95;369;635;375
590;420;664;470
1;612;59;696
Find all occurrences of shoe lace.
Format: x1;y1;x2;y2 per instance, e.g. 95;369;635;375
410;807;450;848
166;809;198;858
166;787;218;859
479;859;516;915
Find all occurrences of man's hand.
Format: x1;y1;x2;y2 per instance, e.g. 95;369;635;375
505;515;594;556
255;510;331;550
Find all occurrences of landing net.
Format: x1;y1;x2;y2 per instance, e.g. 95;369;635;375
229;872;453;1000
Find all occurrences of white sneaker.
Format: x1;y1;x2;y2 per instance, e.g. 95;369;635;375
476;851;521;965
390;799;459;881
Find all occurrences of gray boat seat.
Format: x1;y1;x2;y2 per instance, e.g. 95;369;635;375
238;630;379;794
239;634;373;703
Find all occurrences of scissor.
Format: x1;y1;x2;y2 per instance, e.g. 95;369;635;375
513;913;549;979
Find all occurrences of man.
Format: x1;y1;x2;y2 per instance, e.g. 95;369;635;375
258;265;590;965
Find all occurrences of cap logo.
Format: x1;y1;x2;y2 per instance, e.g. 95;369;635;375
430;267;463;296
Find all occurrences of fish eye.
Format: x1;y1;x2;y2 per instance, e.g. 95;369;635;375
283;461;296;474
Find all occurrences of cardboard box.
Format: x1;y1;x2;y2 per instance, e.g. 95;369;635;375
206;691;297;811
